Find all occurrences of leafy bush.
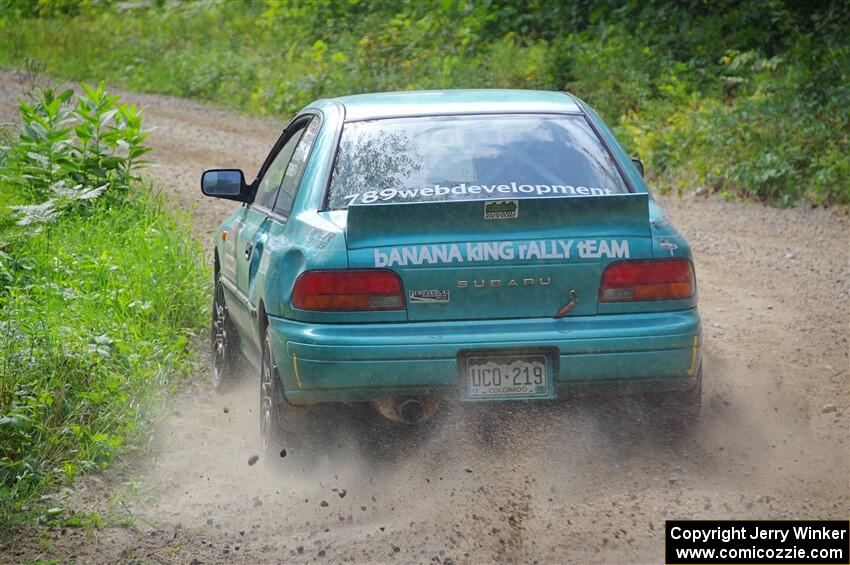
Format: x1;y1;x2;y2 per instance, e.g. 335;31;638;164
0;85;207;525
5;83;150;229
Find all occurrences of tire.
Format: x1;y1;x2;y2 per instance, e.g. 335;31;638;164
211;273;241;392
260;328;306;456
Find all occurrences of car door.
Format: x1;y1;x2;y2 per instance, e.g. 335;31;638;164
229;118;311;343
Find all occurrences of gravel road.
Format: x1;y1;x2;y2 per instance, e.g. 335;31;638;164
1;72;848;564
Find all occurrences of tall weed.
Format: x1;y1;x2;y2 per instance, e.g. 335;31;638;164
0;84;207;526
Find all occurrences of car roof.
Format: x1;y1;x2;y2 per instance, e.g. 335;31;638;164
320;89;582;122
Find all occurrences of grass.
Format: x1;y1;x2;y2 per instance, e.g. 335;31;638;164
0;84;208;527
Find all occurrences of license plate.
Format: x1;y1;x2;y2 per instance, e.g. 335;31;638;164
461;352;552;400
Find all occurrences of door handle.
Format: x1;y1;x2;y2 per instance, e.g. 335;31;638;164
244;241;254;260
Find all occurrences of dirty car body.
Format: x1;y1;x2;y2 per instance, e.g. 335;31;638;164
201;90;702;437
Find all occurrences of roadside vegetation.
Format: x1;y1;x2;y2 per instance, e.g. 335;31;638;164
0;83;207;526
1;0;848;205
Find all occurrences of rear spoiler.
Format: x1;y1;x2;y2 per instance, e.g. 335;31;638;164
345;193;650;249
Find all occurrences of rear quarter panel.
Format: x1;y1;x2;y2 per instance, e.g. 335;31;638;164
564;98;699;313
253;101;353;320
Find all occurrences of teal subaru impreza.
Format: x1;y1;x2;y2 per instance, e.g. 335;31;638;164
201;90;702;452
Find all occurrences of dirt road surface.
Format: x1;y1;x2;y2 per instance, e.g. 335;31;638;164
2;72;848;564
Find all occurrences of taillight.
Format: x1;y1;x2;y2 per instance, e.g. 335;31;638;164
599;259;695;302
291;270;405;311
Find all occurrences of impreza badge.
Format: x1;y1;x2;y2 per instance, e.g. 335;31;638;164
409;289;450;303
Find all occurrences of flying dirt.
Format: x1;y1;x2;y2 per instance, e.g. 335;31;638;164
1;72;847;564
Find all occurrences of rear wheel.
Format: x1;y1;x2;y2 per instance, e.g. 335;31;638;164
260;328;307;456
211;273;240;391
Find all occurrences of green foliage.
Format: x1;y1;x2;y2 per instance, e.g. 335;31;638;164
619;44;850;206
3;83;151;232
5;1;839;204
0;84;207;526
0;0;104;18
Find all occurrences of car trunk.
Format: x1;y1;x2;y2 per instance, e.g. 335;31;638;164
345;194;653;321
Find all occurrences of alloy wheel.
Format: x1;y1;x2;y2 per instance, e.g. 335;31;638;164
260;337;274;451
211;280;229;388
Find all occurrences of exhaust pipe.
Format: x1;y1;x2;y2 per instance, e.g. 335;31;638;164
373;397;438;424
399;398;424;423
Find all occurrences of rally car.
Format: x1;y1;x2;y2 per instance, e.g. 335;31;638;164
201;90;702;451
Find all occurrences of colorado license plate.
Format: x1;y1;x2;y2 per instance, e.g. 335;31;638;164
462;352;552;400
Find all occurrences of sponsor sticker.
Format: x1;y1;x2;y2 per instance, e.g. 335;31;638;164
409;289;450;304
659;238;679;256
341;182;620;206
484;199;519;220
372;239;630;267
305;227;336;250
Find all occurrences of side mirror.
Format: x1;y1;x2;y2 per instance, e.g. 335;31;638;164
631;158;645;178
201;169;252;202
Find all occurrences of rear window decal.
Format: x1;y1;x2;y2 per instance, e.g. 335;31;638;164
343;182;618;206
328;114;630;209
373;239;630;267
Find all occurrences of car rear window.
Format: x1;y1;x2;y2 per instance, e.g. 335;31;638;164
327;114;628;209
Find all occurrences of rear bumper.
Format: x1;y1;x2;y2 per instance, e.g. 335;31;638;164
268;309;702;405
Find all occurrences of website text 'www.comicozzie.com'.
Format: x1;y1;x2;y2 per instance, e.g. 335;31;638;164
665;520;849;565
674;546;844;562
